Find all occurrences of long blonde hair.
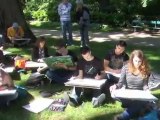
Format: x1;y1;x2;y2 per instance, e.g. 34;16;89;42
128;50;150;79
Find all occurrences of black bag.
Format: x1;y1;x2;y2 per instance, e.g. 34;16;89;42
26;72;46;86
148;72;160;90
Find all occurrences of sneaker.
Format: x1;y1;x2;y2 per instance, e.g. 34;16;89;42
63;92;82;107
92;93;106;108
45;75;53;84
80;45;83;47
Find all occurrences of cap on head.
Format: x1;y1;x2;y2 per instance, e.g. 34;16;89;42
12;22;19;28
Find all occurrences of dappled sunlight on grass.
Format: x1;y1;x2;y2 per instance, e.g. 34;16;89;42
2;26;160;119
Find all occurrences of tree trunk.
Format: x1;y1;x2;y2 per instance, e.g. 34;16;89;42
0;0;36;42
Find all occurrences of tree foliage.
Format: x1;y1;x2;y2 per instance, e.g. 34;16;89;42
23;0;160;26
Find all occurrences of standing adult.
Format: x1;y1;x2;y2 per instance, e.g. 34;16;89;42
110;50;150;120
58;0;73;46
76;2;90;47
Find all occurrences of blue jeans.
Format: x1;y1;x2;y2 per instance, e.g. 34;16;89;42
46;69;74;84
61;21;73;45
118;99;148;120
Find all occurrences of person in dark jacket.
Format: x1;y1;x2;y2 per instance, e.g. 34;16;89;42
76;2;90;47
32;36;49;62
46;40;78;84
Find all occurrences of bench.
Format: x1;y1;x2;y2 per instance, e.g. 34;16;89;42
131;20;144;32
147;20;160;32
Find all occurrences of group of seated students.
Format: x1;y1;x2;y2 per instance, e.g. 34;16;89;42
31;38;154;119
0;35;155;119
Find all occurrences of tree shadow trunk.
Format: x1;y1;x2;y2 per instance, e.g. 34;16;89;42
0;0;36;42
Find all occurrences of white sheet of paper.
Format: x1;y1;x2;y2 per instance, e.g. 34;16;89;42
25;61;47;68
65;77;106;89
3;51;11;55
3;67;15;73
14;38;31;41
22;98;54;113
0;89;17;96
105;71;121;78
111;89;158;101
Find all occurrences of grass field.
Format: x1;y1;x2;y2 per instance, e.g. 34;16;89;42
1;26;160;120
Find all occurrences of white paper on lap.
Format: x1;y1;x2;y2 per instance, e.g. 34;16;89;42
14;38;31;41
3;51;11;55
105;71;121;78
3;67;15;73
111;89;158;101
25;61;47;68
22;98;54;113
65;77;106;89
0;89;17;96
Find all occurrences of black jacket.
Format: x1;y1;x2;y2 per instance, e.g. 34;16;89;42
32;46;49;61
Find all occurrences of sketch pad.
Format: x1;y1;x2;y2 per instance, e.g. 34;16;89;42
22;98;54;113
43;56;73;68
0;89;17;96
65;77;106;89
111;89;158;101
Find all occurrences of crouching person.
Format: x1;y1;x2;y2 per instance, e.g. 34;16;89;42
67;46;106;108
0;68;18;107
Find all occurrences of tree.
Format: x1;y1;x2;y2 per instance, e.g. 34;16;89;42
0;0;36;42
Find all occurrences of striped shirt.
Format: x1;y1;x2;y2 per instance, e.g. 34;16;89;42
58;2;72;22
117;64;148;90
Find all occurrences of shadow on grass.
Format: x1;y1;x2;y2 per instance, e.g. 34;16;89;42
0;91;34;120
88;112;121;120
3;33;160;120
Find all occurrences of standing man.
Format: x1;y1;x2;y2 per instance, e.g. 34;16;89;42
58;0;73;46
76;1;90;47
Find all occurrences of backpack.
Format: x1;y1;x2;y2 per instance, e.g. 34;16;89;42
26;72;47;87
148;72;160;91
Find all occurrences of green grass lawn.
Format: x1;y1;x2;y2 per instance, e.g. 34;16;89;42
1;30;160;120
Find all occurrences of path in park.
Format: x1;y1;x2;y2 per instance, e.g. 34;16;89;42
32;28;160;47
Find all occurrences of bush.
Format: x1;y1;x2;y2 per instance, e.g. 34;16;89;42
32;10;48;21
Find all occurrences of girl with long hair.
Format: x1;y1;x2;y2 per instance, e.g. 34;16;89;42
110;50;151;120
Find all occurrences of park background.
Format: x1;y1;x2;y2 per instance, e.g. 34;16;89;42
0;0;160;120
